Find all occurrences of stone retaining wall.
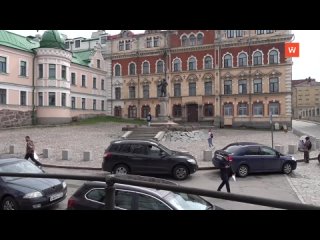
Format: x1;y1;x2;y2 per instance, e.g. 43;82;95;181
0;109;33;128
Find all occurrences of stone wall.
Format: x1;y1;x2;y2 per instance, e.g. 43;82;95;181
0;109;32;128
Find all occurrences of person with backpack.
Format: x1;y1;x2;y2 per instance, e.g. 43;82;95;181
208;129;213;148
146;112;152;127
304;136;312;163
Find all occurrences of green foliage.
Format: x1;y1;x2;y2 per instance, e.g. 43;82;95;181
76;116;145;125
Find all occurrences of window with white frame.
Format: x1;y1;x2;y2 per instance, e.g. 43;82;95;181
224;54;232;68
0;56;7;73
154;37;159;47
172;105;182;117
61;93;66;107
236;30;243;37
269;50;279;64
157;61;164;73
188;57;196;70
61;65;66;80
269;102;279;115
226;30;234;38
82;98;86;110
147;38;152;48
38;64;43;79
238;80;247;94
129;63;136;75
97;59;101;68
182;36;188;46
224;104;233;116
253;51;262;65
20;91;26;106
204;56;212;69
119;41;124;51
266;30;274;34
0;89;6;104
189;82;196;96
71;73;76;85
101;100;104;111
253;79;262;93
204;104;213;116
174;83;181;97
125;40;131;50
20;61;27;76
115;87;121;100
142;62;149;74
129;86;136;98
143;85;149;99
197;33;203;45
253;103;263;116
101;79;105;90
204;82;212;95
82;75;86;87
71;97;76;109
93;99;96;110
238;103;248;116
189;35;196;46
75;40;80;48
65;42;69;49
115;64;121;76
93;77;97;89
269;77;279;93
49;64;56;79
224;80;232;94
256;30;264;35
49;92;55;106
128;106;137;118
38;92;43;106
238;53;247;67
173;59;181;72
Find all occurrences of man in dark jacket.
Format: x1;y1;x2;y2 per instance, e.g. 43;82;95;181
25;136;42;167
217;159;234;193
304;136;312;163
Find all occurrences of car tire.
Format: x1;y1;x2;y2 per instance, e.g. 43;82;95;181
318;154;320;164
283;162;293;174
112;164;130;175
173;165;189;180
237;165;249;178
2;196;19;210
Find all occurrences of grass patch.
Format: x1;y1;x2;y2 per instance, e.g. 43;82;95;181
76;116;145;125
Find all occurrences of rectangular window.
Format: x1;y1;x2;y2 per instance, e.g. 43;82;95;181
61;65;66;80
269;77;279;93
93;99;96;110
129;86;136;99
238;103;248;116
71;73;76;85
143;85;149;99
224;80;232;94
238;80;247;94
189;82;196;96
101;100;105;111
82;98;86;110
174;83;181;97
224;104;233;116
71;97;76;109
235;30;243;37
49;64;56;79
256;30;264;35
0;89;7;104
269;103;279;115
38;64;43;79
125;40;131;50
97;59;101;68
0;56;7;73
75;40;80;48
82;75;86;87
38;92;43;106
115;87;121;100
20;91;27;106
147;38;152;48
49;92;55;106
226;30;234;38
93;77;97;89
20;61;27;76
154;37;159;47
254;79;262;93
101;79;105;90
119;41;124;51
204;82;212;96
61;93;66;107
65;42;69;49
253;104;263;116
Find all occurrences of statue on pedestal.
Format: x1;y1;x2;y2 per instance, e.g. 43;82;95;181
158;79;168;97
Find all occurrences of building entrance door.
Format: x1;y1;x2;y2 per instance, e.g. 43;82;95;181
187;104;198;122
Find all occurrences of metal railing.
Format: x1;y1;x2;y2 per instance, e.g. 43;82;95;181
0;172;319;210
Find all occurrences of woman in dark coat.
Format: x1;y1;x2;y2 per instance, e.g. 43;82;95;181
217;159;234;193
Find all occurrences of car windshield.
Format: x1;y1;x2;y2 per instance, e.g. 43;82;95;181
163;192;213;210
224;146;240;154
157;143;172;155
0;160;43;181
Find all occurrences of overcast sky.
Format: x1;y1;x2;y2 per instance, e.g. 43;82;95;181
6;30;319;81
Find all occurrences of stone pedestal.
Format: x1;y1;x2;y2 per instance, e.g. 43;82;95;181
203;150;212;161
158;96;169;122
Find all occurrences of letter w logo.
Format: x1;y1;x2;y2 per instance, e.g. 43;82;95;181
285;43;300;57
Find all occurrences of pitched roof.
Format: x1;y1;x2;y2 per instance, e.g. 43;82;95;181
72;50;93;67
0;30;39;52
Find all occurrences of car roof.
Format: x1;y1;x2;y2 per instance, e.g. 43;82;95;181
110;139;159;145
0;158;25;165
227;142;261;146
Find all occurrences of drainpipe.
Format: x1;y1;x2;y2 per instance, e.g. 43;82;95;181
32;50;36;125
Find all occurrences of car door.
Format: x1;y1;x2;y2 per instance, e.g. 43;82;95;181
129;144;150;173
145;144;172;174
133;192;172;210
259;146;282;171
240;146;264;172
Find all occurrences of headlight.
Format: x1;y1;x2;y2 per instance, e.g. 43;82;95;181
62;181;67;189
187;159;197;164
23;191;43;199
291;156;296;161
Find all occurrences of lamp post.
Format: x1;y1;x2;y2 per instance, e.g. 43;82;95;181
270;112;273;148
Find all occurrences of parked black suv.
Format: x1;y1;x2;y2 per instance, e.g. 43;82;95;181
102;139;198;180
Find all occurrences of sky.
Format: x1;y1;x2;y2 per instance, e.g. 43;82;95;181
6;30;319;81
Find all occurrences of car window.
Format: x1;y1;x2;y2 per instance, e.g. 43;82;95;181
86;189;105;203
108;144;119;152
0;160;43;181
163;192;212;210
157;143;172;155
115;190;134;210
130;144;147;155
147;145;161;157
224;146;240;153
118;144;131;153
137;193;170;210
260;146;276;156
244;146;260;155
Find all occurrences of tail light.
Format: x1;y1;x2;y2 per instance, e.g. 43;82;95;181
104;152;112;158
67;197;76;209
227;155;233;161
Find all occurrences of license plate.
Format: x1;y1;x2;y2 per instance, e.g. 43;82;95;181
50;192;63;202
217;155;223;160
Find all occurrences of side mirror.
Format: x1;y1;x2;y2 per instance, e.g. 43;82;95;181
276;152;280;157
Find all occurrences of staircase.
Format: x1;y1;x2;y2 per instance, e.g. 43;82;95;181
126;126;163;140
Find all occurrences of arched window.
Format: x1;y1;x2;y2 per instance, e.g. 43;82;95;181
197;33;203;45
141;105;150;118
128;106;137;118
253;51;263;65
224;103;233;116
129;63;136;75
224;54;232;68
157;60;164;73
173;59;181;72
114;64;121;76
188;57;196;70
189;35;196;46
114;106;122;117
238;53;247;67
269;50;279;64
204;56;212;69
142;62;150;74
182;36;188;46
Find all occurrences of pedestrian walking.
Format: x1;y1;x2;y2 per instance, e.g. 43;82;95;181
24;136;42;167
208;129;214;148
304;136;312;163
217;158;234;193
146;112;152;127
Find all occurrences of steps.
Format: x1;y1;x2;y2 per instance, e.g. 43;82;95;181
126;127;163;140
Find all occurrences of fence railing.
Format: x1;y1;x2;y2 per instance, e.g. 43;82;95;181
0;172;319;210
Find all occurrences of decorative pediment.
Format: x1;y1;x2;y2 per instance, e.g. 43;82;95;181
112;80;122;87
127;79;136;86
141;78;151;85
222;72;234;80
202;73;214;81
187;74;198;82
237;70;249;79
253;70;264;78
267;69;282;77
172;75;183;83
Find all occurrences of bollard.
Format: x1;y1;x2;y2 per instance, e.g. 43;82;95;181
316;139;320;150
288;145;297;154
83;151;92;161
9;145;15;154
43;149;50;158
62;150;70;160
275;145;285;154
203;150;212;161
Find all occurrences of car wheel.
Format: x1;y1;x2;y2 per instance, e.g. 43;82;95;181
2;196;19;210
112;164;130;175
283;162;292;174
173;165;189;180
237;165;249;177
318;154;320;164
